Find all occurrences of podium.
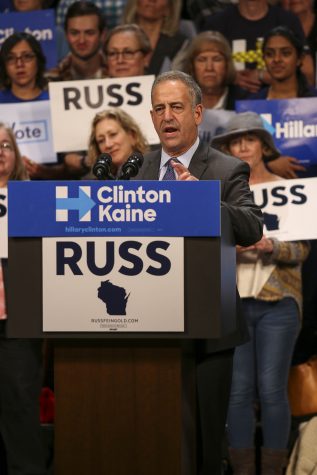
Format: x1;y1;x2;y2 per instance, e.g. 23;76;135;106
6;181;236;475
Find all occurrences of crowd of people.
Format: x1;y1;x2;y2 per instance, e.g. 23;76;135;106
1;1;317;474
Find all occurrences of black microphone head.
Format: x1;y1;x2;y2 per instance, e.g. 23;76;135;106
92;153;112;180
120;151;144;179
129;151;144;167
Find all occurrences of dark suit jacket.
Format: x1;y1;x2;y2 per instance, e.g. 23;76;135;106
137;141;262;247
135;141;263;353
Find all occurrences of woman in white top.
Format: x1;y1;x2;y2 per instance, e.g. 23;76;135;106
212;112;309;475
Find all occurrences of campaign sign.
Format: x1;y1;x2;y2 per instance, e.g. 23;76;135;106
0;10;57;69
0;189;8;258
251;177;317;241
49;76;158;152
236;98;317;167
0;101;56;164
8;180;220;237
43;236;184;332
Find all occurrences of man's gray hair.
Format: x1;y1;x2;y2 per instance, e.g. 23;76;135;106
151;71;202;107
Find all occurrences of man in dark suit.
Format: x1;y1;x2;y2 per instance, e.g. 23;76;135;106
135;70;263;475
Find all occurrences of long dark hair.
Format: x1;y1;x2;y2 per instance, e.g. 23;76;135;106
0;32;47;90
262;26;312;97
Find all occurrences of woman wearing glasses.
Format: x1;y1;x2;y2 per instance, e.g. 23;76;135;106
104;24;152;78
0;122;47;474
122;0;189;75
0;32;48;103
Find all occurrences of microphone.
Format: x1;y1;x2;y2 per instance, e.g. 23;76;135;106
118;152;144;180
92;153;114;180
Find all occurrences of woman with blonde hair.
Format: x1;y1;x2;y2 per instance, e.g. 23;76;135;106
87;108;149;177
0;123;28;183
122;0;189;75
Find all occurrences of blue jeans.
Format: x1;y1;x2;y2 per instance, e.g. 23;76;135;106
227;297;300;449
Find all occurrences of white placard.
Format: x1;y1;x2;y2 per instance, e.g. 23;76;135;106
0;101;57;164
43;236;184;332
49;75;159;152
0;189;7;258
251;177;317;241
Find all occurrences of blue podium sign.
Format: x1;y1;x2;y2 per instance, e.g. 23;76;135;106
8;180;220;237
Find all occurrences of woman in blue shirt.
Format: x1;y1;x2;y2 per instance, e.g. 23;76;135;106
0;32;48;103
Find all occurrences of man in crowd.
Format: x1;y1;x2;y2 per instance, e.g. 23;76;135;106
47;0;107;81
135;70;263;474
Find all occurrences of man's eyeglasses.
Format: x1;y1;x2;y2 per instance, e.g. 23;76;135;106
0;142;13;152
106;49;143;61
5;52;36;65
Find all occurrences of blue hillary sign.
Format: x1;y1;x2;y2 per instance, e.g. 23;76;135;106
0;10;57;69
8;181;221;237
236;98;317;167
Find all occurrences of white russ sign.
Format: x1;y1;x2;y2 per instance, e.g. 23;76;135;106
49;75;159;152
251;177;317;241
43;236;184;332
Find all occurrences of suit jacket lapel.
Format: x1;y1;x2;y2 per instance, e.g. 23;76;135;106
188;141;210;179
141;149;161;179
141;142;211;180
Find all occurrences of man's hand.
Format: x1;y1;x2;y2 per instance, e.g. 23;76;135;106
171;160;198;181
267;156;306;179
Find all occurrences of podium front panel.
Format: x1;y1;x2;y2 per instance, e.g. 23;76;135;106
6;229;235;339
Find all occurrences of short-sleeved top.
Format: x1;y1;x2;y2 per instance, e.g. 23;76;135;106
201;5;307;71
0;89;49;103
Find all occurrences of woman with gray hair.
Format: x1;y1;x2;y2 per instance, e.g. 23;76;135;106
182;30;242;110
181;31;247;144
104;24;152;78
122;0;189;75
212;111;309;475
